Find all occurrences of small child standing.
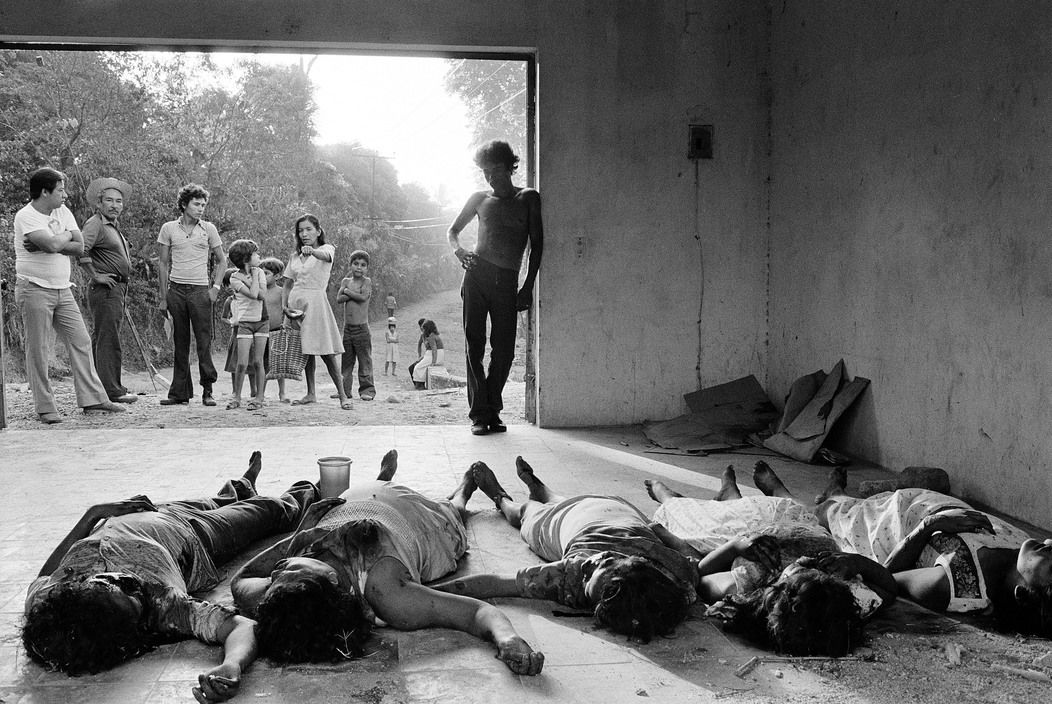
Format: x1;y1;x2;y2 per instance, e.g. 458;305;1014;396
221;267;255;399
260;257;288;403
384;317;399;375
226;239;268;411
335;249;375;401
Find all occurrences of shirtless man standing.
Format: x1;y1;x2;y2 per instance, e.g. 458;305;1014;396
447;140;543;435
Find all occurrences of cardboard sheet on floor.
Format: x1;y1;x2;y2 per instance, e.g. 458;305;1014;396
763;359;869;462
644;375;778;451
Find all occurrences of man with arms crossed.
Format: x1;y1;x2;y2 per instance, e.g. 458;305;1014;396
447;140;543;435
157;183;225;406
14;167;125;423
79;177;138;404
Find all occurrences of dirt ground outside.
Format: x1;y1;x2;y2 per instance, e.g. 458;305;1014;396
0;287;528;429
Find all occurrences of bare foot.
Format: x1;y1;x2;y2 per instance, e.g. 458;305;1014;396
752;461;793;498
714;465;742;501
243;450;262;488
377;449;397;481
514;456;550;502
447;467;478;502
291;394;316;406
645;479;683;503
471;461;512;510
814;467;849;505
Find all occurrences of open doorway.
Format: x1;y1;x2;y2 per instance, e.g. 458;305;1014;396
0;48;537;429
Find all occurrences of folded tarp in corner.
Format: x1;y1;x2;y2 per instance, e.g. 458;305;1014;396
763;359;869;463
643;375;779;452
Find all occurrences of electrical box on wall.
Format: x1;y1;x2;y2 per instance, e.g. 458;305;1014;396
688;124;713;159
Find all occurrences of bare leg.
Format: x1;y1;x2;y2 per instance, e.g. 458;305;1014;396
471;461;525;527
376;449;397;481
644;479;685;504
321;354;352;409
515;456;564;503
295;356;318;404
752;461;795;499
446;468;478;524
814;466;849;505
714;465;743;501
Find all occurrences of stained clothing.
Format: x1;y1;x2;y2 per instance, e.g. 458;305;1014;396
461;257;518;424
514;495;700;610
822;489;1030;612
294;481;468;625
26;479;317;643
654;495;884;615
283;245;343;355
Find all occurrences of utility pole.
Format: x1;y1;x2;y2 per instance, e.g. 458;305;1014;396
349;151;396;221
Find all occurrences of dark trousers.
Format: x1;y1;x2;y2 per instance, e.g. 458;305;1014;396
163;477;318;566
461;258;518;424
166;283;218;401
341;323;375;397
88;281;128;400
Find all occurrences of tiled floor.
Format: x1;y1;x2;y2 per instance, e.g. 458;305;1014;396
1;425;1050;703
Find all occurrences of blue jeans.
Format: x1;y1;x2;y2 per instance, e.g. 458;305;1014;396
166;283;217;401
88;281;128;400
461;258;518;424
15;279;108;414
340;323;375;398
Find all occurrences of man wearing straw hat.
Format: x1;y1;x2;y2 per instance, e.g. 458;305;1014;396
79;176;138;404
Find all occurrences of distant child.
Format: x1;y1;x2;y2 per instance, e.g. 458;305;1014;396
260;257;288;403
226;239;268;411
335;249;375;401
385;291;397;318
384;317;399;375
409;319;444;390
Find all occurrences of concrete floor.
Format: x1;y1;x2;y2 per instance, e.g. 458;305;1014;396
1;425;1050;704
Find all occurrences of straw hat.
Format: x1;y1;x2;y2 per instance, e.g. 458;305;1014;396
86;177;133;205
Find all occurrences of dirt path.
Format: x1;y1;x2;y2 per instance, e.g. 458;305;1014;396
1;287;528;429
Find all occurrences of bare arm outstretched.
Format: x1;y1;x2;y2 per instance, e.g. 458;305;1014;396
368;558;543;675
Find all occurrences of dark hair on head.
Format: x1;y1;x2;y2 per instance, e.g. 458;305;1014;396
176;183;209;212
29;167;66;200
349;249;370;265
260;257;285;276
417;318;426;328
708;567;862;656
293;214;326;253
421;320;440;337
221;267;238;287
228;239;260;270
22;578;152;675
254;573;371;663
993;583;1052;638
591;556;689;643
473;140;520;174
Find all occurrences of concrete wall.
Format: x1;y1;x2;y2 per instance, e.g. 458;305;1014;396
768;1;1052;525
0;0;771;428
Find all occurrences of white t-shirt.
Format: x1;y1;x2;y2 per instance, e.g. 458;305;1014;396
13;203;80;289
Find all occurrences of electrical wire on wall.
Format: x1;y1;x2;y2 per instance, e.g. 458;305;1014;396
694;157;704;389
